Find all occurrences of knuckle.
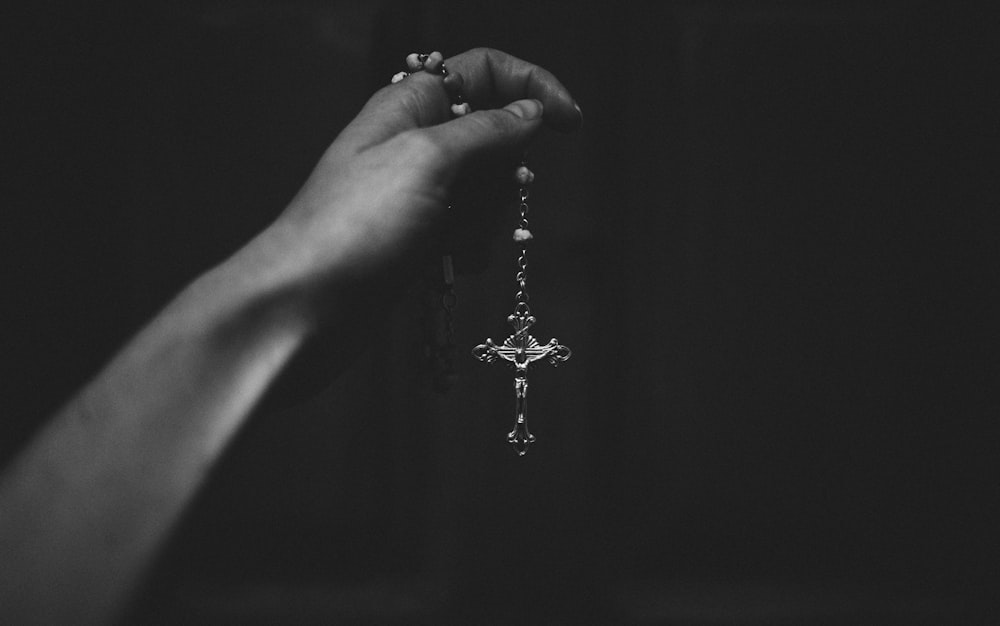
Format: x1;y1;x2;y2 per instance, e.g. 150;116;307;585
467;47;506;71
466;46;492;58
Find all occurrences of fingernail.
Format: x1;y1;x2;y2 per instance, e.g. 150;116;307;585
507;99;543;120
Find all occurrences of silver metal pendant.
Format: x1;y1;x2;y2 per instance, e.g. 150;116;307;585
473;309;571;456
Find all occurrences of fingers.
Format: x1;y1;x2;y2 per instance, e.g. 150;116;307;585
332;71;451;156
424;99;545;163
446;48;582;133
330;48;581;159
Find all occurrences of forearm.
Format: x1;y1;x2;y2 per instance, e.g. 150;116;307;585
0;226;319;625
0;44;582;624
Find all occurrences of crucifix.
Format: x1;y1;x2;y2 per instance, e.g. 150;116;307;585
473;307;571;456
472;158;570;456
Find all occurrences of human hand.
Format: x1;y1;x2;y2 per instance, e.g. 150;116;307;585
0;51;579;625
260;48;581;313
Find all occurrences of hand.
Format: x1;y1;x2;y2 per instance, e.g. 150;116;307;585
262;48;582;311
0;48;580;626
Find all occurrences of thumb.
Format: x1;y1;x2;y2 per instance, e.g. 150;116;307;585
427;99;544;163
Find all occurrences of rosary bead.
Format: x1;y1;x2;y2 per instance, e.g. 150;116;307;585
424;51;445;73
442;72;464;96
513;228;534;244
451;102;471;117
391;71;408;84
405;53;423;71
515;165;535;186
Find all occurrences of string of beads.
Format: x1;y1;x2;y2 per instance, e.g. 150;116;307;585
392;51;471;117
392;52;542;394
513;162;535;317
393;51;467;392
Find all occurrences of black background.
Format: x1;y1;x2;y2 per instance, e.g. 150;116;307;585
3;2;998;623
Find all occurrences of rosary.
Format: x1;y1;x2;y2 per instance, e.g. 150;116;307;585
394;52;571;456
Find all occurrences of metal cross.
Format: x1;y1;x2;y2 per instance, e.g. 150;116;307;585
472;309;571;456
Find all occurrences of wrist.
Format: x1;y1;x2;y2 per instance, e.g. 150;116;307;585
205;219;332;338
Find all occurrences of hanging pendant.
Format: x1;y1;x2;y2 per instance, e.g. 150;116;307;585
472;161;571;456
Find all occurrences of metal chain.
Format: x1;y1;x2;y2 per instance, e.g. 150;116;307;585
471;142;572;457
514;169;531;316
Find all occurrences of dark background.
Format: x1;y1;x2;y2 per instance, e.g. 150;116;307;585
3;2;998;623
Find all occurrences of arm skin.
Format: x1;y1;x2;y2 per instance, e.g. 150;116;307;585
0;48;581;625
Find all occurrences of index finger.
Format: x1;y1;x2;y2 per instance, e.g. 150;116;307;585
446;48;582;133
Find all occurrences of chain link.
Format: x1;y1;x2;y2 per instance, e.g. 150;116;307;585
514;161;531;314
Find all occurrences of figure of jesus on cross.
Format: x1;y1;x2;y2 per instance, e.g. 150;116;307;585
473;308;571;456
